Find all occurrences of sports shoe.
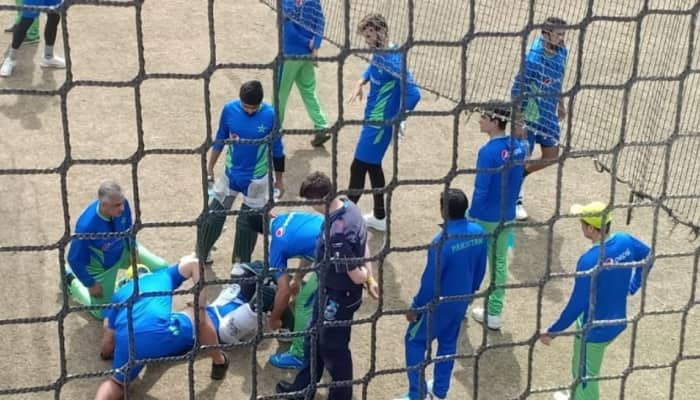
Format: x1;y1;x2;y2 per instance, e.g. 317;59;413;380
364;213;386;232
210;353;229;380
515;201;528;221
24;36;40;45
211;284;241;307
310;132;331;147
470;307;503;330
40;55;65;69
269;351;304;369
553;390;570;400
0;57;16;77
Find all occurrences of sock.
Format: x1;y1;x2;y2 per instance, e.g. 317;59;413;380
44;45;53;59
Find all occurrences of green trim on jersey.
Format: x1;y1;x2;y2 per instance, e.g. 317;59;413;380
368;80;397;123
253;145;269;179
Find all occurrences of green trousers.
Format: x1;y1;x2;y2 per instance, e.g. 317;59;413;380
66;244;169;319
288;272;318;359
571;333;610;400
15;0;40;40
278;59;327;129
475;219;513;316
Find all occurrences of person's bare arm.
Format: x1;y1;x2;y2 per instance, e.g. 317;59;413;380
206;149;222;179
99;318;115;360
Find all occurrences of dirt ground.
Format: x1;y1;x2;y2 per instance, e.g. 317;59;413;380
1;0;699;399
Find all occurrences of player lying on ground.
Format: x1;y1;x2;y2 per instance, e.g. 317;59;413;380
510;16;568;220
395;189;487;400
94;255;228;400
540;201;654;400
197;80;286;266
347;13;421;232
65;181;170;319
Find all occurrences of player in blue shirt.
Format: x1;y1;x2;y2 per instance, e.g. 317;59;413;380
65;181;170;319
0;0;65;77
197;80;286;266
395;189;487;400
279;0;330;147
540;201;653;400
510;17;568;220
468;107;527;330
94;255;228;400
276;171;378;400
347;13;422;232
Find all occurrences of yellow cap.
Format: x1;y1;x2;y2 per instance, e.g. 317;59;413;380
124;264;151;280
570;201;612;229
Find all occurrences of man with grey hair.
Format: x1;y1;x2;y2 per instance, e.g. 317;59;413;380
65;181;170;319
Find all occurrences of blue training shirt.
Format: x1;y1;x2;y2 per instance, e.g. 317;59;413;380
269;212;324;278
469;135;527;222
213;99;284;183
511;36;568;127
282;0;324;56
411;219;488;318
354;47;421;164
67;199;134;287
548;232;652;343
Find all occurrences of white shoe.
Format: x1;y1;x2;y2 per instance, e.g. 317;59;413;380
363;213;386;232
0;57;15;77
40;55;65;69
470;307;503;330
553;390;570;400
392;380;444;400
515;202;528;221
211;284;241;307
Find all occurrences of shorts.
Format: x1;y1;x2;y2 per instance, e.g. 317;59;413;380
211;173;270;209
354;124;393;165
22;0;61;19
112;312;194;383
525;119;560;151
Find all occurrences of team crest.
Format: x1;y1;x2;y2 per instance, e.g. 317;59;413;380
501;149;510;160
543;77;552;85
275;227;284;237
296;0;303;5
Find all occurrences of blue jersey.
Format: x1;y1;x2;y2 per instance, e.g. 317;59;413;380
469;135;527;222
105;266;195;383
354;47;422;164
511;36;568;130
412;219;487;318
23;0;61;19
213;100;284;186
67;199;134;287
282;0;324;56
548;233;652;343
269;212;324;278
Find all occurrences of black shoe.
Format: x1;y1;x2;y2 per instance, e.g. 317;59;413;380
275;380;298;394
210;354;229;380
310;132;331;147
4;24;16;33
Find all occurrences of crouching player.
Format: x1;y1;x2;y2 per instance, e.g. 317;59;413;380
395;189;487;400
95;255;228;400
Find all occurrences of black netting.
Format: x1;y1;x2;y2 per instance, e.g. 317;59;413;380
1;0;699;399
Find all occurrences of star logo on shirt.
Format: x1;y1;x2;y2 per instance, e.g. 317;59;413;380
258;124;267;133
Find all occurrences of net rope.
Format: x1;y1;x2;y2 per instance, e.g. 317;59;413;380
0;0;698;399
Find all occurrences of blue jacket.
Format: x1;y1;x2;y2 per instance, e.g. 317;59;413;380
469;135;527;222
282;0;325;56
548;232;652;342
411;219;488;318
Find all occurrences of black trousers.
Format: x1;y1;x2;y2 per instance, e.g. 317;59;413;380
12;13;60;50
348;158;386;220
289;287;362;400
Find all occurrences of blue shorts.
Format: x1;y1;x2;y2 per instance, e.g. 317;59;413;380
354;124;393;165
22;0;61;19
206;302;240;335
526;119;560;151
112;312;194;383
